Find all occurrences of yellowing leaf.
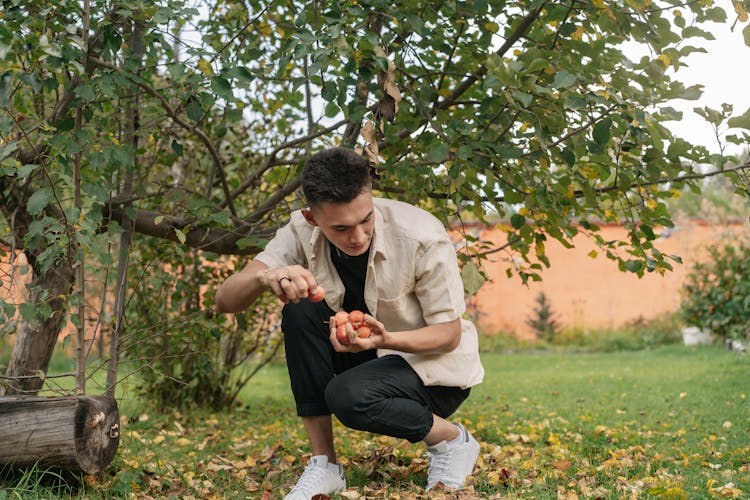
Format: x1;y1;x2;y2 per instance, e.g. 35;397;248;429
197;58;214;76
258;22;272;37
484;21;500;33
735;1;748;22
535;242;545;257
657;54;671;67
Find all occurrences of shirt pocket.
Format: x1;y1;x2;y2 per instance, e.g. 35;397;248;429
376;291;425;332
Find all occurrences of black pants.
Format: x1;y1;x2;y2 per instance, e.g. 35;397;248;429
281;299;470;443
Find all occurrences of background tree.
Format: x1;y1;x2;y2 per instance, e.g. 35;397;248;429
526;291;561;342
1;0;749;405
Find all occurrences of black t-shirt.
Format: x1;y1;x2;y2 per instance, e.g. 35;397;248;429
330;242;370;314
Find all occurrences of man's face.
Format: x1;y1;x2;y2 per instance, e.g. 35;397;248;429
303;189;375;257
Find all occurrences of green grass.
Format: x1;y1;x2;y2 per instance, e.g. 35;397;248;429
1;345;748;499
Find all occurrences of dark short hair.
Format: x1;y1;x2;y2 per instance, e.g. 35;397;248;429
301;147;372;206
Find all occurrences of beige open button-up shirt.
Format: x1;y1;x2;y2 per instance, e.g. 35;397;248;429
255;197;485;390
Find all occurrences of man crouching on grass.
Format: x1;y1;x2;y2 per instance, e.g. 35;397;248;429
215;147;484;499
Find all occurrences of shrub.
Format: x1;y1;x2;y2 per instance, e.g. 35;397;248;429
477;332;538;352
122;240;284;411
554;313;682;352
680;239;750;342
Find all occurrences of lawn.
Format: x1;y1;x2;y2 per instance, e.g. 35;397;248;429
1;345;748;499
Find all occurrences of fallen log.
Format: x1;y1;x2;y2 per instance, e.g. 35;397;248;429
0;395;120;475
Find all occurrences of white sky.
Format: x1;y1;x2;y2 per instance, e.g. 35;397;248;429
662;0;750;156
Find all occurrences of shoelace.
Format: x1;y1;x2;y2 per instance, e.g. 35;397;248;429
427;447;454;483
290;463;330;493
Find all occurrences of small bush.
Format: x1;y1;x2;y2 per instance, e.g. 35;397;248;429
680;238;750;342
478;332;538;352
480;313;682;353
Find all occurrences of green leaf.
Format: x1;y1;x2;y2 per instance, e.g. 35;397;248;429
27;188;51;216
512;90;533;107
623;259;644;273
223;66;254;83
744;24;750;47
186;99;203;122
18;302;37;323
0;71;13;107
174;228;187;244
682;26;715;40
75;84;96;102
526;58;549;73
429;143;449;163
659;106;683;121
236;236;268;250
461;261;485;295
56;117;75;131
211;76;233;100
171;139;184;156
321;81;337;102
728;106;750;130
552;70;576;89
0;141;17;160
678;85;703;100
592;118;612;146
167;62;186;79
511;213;526;229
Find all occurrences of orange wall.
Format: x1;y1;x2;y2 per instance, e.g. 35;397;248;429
3;220;748;342
471;220;749;338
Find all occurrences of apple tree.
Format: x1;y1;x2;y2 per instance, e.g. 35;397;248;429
1;0;749;406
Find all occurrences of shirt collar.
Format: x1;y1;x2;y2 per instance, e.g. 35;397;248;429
371;201;387;260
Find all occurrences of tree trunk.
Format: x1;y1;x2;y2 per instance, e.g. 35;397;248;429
0;395;120;475
1;264;75;396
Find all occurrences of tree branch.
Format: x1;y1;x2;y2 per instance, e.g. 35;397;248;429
382;1;549;148
102;203;275;255
222;119;347;208
87;56;238;216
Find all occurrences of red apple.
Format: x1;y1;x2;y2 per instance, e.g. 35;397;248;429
335;324;349;345
309;286;325;302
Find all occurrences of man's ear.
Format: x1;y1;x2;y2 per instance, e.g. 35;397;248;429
301;208;318;226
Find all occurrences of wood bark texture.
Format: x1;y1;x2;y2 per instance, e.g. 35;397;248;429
0;395;120;474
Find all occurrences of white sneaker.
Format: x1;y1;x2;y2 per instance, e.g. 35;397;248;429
426;423;480;491
283;455;346;500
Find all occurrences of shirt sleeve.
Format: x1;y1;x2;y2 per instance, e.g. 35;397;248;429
254;218;307;269
413;234;466;325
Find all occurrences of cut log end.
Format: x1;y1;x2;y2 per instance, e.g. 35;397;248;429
74;395;121;474
0;395;120;475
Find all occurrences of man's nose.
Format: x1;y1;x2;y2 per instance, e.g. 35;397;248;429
350;226;365;243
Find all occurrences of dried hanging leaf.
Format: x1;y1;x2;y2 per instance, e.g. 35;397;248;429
360;120;379;165
370;46;401;122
